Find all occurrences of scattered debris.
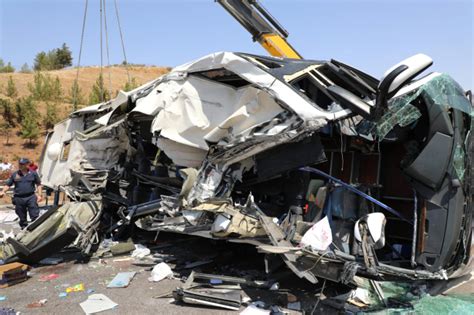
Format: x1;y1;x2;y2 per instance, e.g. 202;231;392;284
148;263;173;282
38;273;59;282
107;271;136;288
79;294;118;314
240;304;270;315
173;287;242;311
58;292;68;298
26;299;47;308
0;296;6;302
66;283;85;293
0;263;29;288
38;257;64;265
0;308;16;315
131;244;151;259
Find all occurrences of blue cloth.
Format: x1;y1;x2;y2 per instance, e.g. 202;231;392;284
13;194;39;228
5;170;41;196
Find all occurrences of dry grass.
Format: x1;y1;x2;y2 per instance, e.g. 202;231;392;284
0;66;169;163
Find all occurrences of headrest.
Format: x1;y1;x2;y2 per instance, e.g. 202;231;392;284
354;212;386;249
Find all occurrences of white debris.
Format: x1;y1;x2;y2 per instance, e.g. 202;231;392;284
240;304;270;315
148;262;173;282
300;216;332;251
131;244;151;259
80;294;117;314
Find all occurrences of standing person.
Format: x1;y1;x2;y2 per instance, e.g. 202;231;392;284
0;158;43;229
28;160;38;172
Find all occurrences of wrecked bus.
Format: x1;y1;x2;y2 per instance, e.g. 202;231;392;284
2;51;472;287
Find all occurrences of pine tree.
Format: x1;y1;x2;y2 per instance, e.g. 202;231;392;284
0;98;15;126
43;102;59;129
52;76;63;101
0;62;15;73
0;122;12;145
6;76;18;99
20;114;40;144
122;77;139;92
56;43;73;69
33;52;48;71
19;97;40;144
19;63;32;73
69;79;85;111
89;74;110;104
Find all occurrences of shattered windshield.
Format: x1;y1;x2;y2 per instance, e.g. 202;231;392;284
390;73;473;117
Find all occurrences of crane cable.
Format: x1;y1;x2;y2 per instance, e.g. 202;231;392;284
74;0;130;107
99;0;104;102
102;0;113;97
114;0;131;84
73;0;89;109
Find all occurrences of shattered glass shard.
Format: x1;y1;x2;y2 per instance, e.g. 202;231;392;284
453;144;466;181
376;103;422;140
376;73;472;140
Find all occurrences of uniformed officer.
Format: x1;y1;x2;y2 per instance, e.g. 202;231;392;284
0;158;43;229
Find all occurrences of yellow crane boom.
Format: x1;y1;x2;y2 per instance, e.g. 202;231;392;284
217;0;302;59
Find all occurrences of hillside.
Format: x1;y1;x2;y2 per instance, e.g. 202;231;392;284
0;66;169;164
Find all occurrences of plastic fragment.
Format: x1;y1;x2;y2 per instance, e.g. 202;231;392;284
66;283;85;293
148;262;173;282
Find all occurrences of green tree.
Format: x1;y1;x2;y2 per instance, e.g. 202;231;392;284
122;77;139;92
43;102;59;129
52;76;63;101
0;60;15;73
89;74;110;104
28;72;62;101
6;76;18;99
19;97;40;144
0;98;15;126
19;63;32;73
0;121;13;145
33;52;48;71
33;43;73;71
56;43;73;69
69;79;85;111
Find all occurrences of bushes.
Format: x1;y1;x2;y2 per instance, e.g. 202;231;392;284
89;74;110;104
18;97;40;143
0;98;15;126
0;59;15;73
122;77;139;92
33;43;73;71
69;80;85;111
43;102;59;129
28;72;63;102
19;63;32;74
6;76;18;99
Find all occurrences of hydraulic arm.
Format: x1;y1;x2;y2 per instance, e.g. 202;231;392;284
217;0;302;59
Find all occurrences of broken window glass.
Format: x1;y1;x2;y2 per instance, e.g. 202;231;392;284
375;73;472;140
453;144;465;181
390;73;473;117
375;102;422;140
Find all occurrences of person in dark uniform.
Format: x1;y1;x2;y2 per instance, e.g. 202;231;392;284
0;158;43;229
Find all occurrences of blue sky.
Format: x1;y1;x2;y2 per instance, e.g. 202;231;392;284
0;0;473;89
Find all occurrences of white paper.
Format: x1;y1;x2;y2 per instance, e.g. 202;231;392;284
80;294;118;314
